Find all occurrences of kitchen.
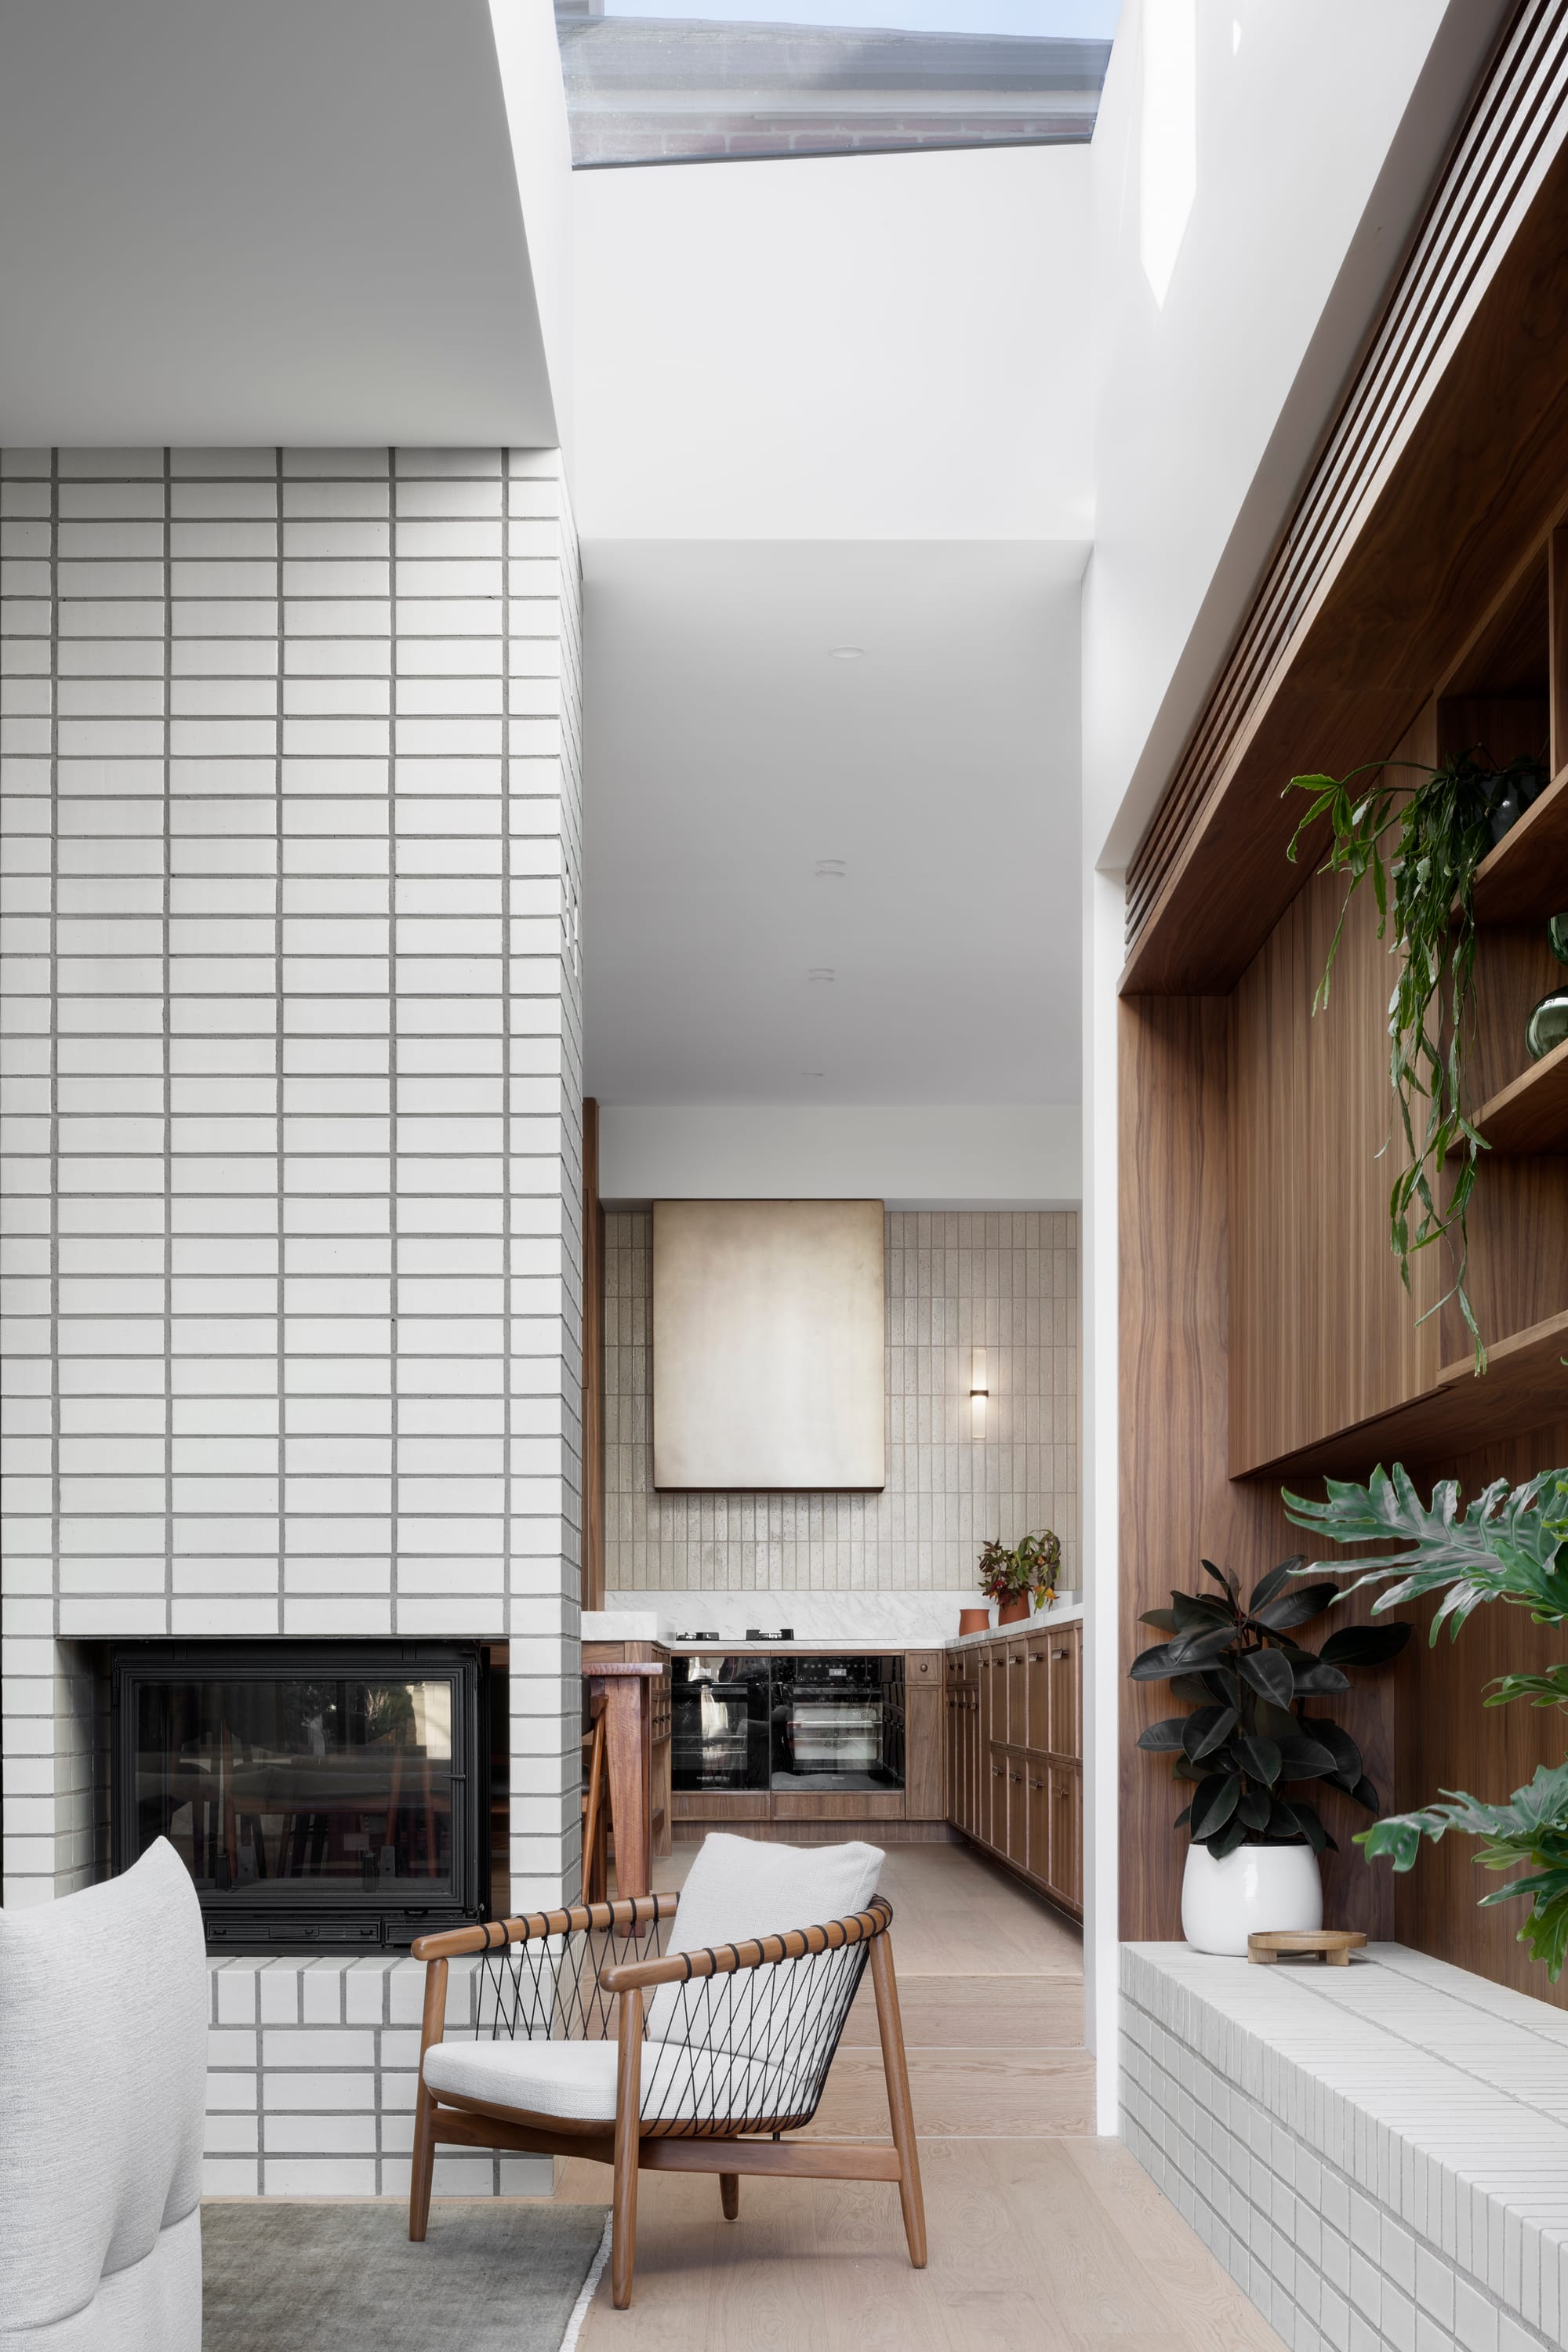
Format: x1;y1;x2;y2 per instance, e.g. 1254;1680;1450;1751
580;1187;1083;1921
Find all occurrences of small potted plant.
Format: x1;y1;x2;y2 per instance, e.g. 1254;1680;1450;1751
978;1530;1062;1627
1131;1555;1410;1953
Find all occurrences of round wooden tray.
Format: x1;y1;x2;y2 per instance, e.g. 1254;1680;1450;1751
1247;1929;1367;1966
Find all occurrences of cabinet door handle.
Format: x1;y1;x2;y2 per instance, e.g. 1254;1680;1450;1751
1051;1647;1068;1661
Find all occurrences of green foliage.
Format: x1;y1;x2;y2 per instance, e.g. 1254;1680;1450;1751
978;1527;1061;1610
1283;1464;1568;1638
1359;1765;1568;1981
1283;1461;1568;1979
1129;1555;1410;1859
1285;749;1545;1370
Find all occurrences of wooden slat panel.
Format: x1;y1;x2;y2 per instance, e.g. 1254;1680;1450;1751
1229;747;1442;1477
1123;9;1568;991
1119;996;1399;1942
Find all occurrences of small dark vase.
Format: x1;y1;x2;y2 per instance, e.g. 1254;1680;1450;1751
1550;912;1568;965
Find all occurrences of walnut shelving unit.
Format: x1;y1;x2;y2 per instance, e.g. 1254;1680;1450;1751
1477;1032;1568;1156
1116;113;1568;1998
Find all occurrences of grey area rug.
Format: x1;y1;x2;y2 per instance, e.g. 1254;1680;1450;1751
202;2200;610;2352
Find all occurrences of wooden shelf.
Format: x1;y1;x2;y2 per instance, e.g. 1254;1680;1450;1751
1472;761;1568;924
1242;1308;1568;1483
1476;1035;1568;1152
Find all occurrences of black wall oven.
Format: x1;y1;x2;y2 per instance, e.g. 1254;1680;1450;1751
672;1653;904;1796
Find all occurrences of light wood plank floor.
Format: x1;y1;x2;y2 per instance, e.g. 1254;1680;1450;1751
566;1841;1285;2350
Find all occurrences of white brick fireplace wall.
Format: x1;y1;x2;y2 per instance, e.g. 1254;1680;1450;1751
0;444;584;2187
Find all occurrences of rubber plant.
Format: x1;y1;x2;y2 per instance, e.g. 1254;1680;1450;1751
1130;1557;1411;1857
978;1528;1061;1613
1284;748;1546;1370
1285;1464;1568;1978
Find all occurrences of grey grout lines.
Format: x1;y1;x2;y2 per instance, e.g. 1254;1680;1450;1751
0;441;584;1931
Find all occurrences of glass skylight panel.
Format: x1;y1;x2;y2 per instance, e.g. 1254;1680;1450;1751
554;1;1119;169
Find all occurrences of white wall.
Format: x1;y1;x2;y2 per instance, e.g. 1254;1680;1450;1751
0;445;584;1915
1081;0;1515;868
572;141;1093;543
0;0;572;452
598;1102;1081;1207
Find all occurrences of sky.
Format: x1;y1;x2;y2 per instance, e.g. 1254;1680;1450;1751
604;1;1123;34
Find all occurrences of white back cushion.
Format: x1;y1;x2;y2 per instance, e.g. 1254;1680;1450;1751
0;1838;208;2337
646;1833;882;2046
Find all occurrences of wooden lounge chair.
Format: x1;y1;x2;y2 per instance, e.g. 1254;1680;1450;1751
407;1833;926;2308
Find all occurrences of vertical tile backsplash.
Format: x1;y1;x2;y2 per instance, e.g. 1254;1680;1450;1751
0;444;584;1909
604;1207;1079;1592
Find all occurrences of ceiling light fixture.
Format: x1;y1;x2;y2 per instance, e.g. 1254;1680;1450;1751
828;646;863;661
813;859;846;880
806;967;836;984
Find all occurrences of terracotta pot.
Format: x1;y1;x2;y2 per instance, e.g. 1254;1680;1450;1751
996;1597;1029;1626
957;1608;989;1636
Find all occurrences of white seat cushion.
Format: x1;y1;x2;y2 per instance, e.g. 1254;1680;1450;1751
423;2034;805;2129
423;2035;620;2123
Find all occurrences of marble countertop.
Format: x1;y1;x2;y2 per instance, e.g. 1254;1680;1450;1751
582;1597;1083;1657
943;1598;1083;1650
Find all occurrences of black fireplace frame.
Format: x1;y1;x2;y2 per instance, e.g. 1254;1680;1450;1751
110;1639;491;1953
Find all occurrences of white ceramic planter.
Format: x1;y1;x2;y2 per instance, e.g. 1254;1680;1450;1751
1181;1841;1323;1956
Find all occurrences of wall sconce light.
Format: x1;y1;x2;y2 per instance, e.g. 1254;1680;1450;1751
970;1346;989;1428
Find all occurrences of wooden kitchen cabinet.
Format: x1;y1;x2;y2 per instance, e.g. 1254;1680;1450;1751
904;1667;945;1820
1047;1764;1082;1909
1004;1640;1026;1747
1005;1755;1027;1867
946;1624;1081;1918
1047;1624;1080;1761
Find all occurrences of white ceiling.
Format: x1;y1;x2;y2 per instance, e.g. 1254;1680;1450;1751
583;539;1086;1107
0;0;560;448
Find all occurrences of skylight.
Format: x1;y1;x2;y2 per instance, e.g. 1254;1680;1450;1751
554;2;1120;169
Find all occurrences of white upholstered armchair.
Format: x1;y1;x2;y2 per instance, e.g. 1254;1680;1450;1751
408;1833;927;2309
0;1838;209;2352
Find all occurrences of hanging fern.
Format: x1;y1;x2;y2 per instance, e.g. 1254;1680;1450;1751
1285;750;1544;1372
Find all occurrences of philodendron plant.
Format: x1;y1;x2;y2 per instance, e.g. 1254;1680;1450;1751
1131;1558;1412;1858
1286;1464;1568;1977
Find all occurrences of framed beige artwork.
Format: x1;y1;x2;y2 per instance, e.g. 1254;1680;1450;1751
652;1199;886;1490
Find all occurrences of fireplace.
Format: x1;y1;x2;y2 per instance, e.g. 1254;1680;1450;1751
111;1642;491;1951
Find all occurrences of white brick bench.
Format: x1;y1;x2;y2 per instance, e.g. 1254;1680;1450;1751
1121;1941;1568;2352
203;1955;552;2200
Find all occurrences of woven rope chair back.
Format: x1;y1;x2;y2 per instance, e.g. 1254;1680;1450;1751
475;1902;877;2138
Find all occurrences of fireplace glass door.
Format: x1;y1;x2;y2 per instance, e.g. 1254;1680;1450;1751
112;1642;486;1950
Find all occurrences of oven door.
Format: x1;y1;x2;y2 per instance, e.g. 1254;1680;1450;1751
671;1655;771;1791
771;1657;904;1793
